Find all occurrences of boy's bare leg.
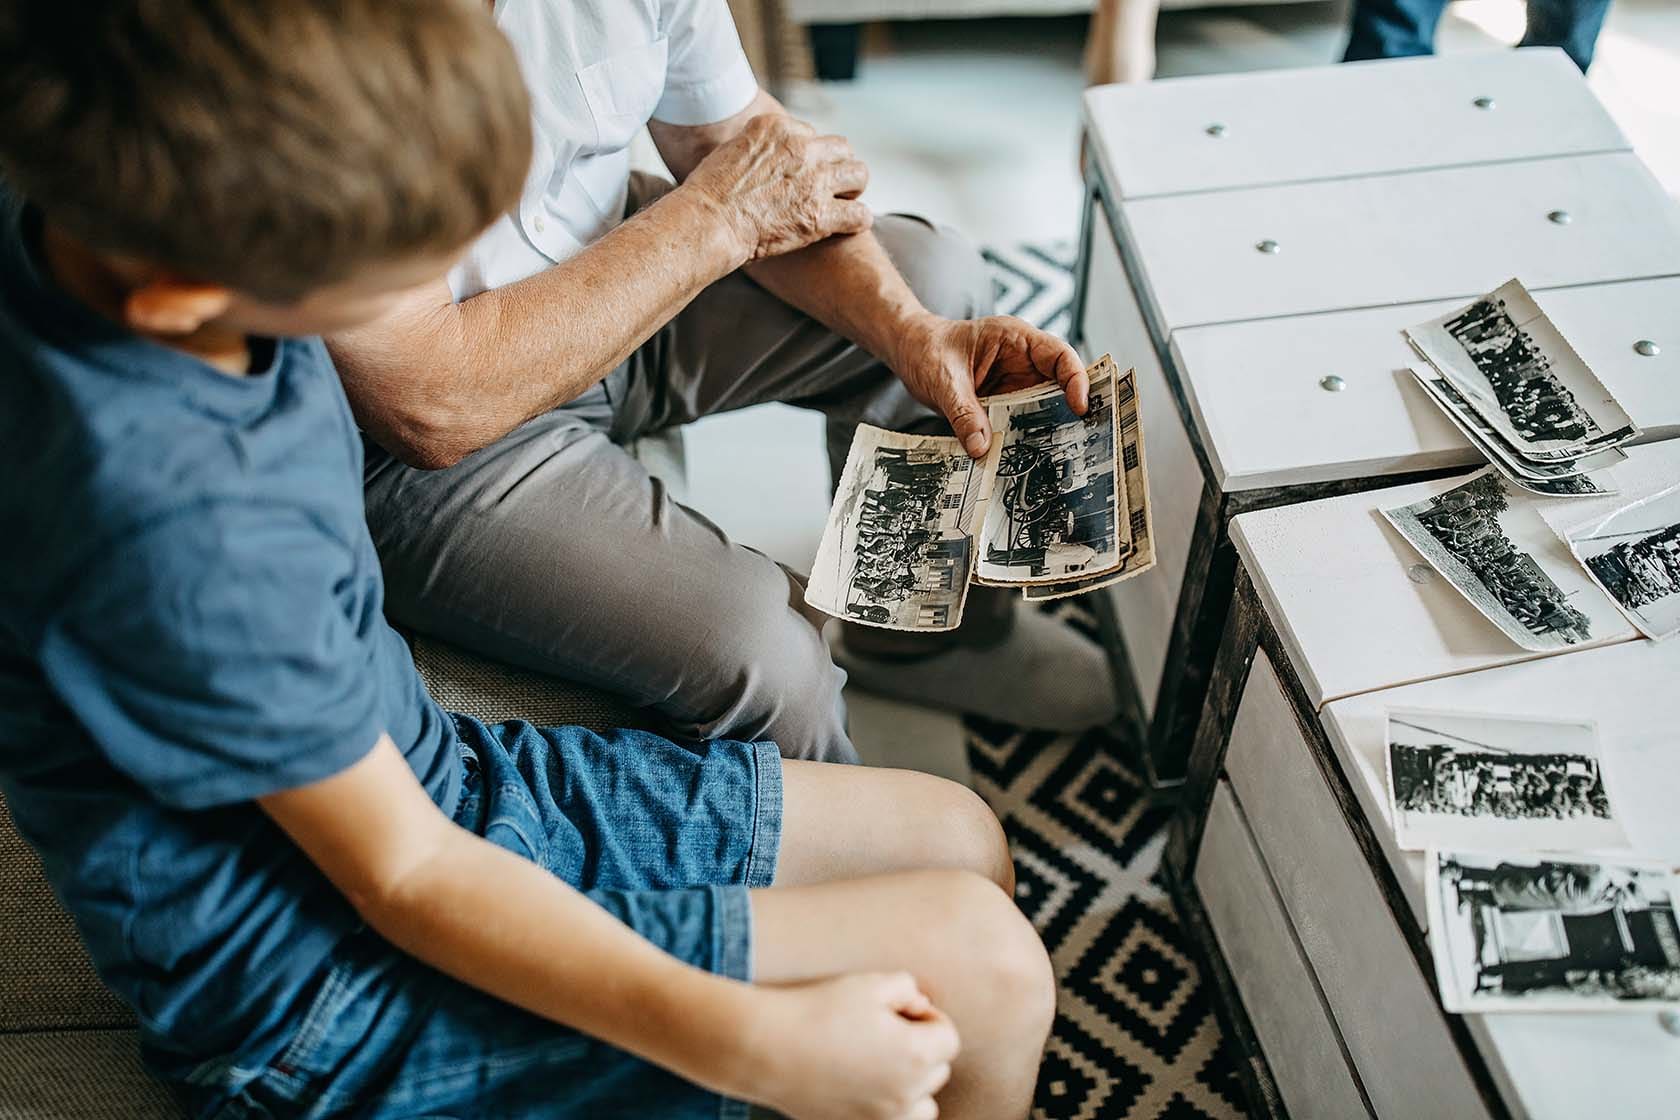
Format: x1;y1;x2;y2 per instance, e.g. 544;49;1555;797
763;762;1053;1118
752;870;1055;1120
776;760;1015;890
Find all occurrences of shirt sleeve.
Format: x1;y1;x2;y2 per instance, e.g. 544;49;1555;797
38;505;384;810
652;0;760;126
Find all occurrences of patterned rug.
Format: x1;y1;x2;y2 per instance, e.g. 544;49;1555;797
976;244;1244;1120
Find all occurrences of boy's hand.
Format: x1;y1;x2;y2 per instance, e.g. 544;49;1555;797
741;972;958;1120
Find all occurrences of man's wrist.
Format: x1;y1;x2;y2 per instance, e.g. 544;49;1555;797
885;310;946;380
668;181;753;274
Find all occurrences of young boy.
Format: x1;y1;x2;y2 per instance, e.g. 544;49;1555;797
0;4;1055;1119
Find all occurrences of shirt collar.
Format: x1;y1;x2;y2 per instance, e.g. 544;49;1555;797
0;195;285;423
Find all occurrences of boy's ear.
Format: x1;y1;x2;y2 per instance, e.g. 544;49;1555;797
123;278;235;336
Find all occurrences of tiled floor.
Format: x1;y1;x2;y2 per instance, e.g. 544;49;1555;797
680;1;1680;766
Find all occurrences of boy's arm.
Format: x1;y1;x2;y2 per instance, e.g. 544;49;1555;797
258;736;958;1116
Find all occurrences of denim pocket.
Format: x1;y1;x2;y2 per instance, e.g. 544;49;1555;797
268;952;363;1080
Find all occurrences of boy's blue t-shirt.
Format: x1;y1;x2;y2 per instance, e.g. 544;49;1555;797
0;201;460;1067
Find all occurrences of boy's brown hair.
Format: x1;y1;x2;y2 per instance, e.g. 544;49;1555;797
0;2;532;302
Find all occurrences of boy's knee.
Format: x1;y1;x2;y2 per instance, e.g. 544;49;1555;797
926;869;1056;1027
874;214;994;322
939;782;1015;894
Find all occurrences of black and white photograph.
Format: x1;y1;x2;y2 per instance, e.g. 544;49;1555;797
806;426;979;632
1022;362;1155;601
1385;708;1628;852
975;358;1126;585
1382;468;1623;652
1406;279;1638;462
1567;481;1680;642
1425;850;1680;1013
1409;366;1619;499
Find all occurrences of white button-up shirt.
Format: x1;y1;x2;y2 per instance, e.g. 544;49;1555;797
448;0;759;300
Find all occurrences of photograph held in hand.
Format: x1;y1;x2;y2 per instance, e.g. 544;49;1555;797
806;427;981;633
975;358;1127;585
806;355;1155;630
1022;363;1155;601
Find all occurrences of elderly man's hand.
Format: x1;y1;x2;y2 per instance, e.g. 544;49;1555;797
892;315;1089;458
685;114;873;264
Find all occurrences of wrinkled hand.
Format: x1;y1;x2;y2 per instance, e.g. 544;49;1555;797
686;113;873;264
738;972;958;1120
893;314;1088;458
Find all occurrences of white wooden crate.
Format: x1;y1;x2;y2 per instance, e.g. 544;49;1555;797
1086;50;1625;200
1319;639;1680;1120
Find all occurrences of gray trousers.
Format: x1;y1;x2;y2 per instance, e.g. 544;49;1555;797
365;202;995;764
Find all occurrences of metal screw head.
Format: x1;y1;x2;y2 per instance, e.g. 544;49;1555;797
1256;239;1280;254
1407;563;1436;585
1660;1010;1680;1037
1635;339;1661;357
1319;374;1346;393
1205;122;1227;137
1473;96;1496;110
1548;209;1572;225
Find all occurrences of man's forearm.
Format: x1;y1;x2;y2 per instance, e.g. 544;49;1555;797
328;186;745;469
744;229;934;376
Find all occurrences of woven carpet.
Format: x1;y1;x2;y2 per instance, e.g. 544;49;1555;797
976;243;1244;1120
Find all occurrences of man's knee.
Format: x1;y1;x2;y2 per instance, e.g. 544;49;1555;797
873;213;994;322
701;570;853;763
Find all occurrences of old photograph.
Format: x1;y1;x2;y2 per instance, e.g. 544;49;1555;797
1382;468;1622;652
1385;708;1628;852
806;426;980;632
1022;362;1155;601
1406;279;1638;462
1409;366;1618;498
1568;481;1680;641
1426;850;1680;1013
975;359;1126;585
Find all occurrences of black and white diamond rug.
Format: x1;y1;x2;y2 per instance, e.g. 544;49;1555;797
976;245;1243;1120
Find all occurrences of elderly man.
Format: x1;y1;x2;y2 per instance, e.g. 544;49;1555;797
329;0;1119;764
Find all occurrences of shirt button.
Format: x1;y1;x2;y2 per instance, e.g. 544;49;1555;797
533;216;546;233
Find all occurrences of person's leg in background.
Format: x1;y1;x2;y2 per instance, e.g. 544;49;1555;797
1519;0;1613;71
1085;0;1162;86
1342;0;1449;61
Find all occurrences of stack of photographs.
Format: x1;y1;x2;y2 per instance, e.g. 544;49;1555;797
1405;279;1639;498
806;355;1155;632
1385;710;1680;1014
975;355;1155;601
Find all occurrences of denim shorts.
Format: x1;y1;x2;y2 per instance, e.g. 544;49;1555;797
191;716;783;1120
